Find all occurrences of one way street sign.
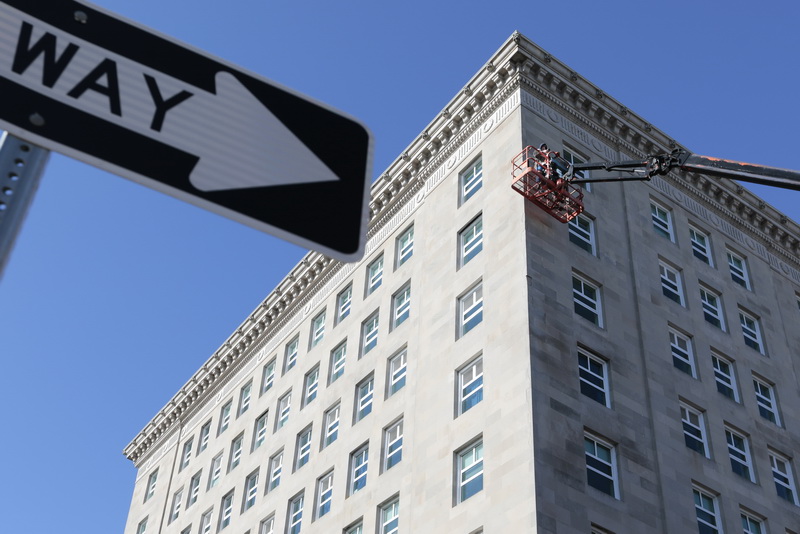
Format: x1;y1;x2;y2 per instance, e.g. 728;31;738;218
0;0;373;261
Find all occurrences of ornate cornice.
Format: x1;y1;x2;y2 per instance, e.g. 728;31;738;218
123;32;800;465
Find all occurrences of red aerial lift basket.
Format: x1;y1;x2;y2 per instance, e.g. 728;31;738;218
511;145;584;223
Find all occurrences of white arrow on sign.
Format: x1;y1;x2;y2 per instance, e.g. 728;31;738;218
0;8;338;192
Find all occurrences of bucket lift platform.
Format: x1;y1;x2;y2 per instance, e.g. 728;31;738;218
511;145;584;223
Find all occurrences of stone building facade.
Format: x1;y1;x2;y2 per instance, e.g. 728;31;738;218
123;33;800;534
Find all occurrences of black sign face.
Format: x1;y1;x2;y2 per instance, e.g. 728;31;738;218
0;1;373;261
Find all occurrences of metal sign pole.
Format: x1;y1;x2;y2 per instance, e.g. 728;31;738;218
0;131;50;280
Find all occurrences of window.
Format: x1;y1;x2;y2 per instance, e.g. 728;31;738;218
366;256;384;295
573;275;602;326
387;349;407;395
261;359;276;394
460;157;483;203
136;518;148;534
253;411;268;450
243;470;259;511
180;438;194;471
323;403;340;447
690;226;713;265
355;377;374;421
316;472;334;518
568;213;596;254
344;523;362;534
268;450;283;491
712;353;739;401
219;491;234;530
693;487;721;534
336;285;352;324
669;328;696;376
277;392;291;429
284;337;299;373
169;488;183;522
295;427;312;470
770;451;799;505
229;433;244;472
725;428;754;482
458;357;483;414
459;282;484;336
739;310;765;354
396;225;414;267
384;420;403;470
456;440;484;502
578;349;609;407
727;250;750;289
199;421;211;452
380;499;399;534
180;526;190;534
329;341;346;383
459;215;483;266
650;200;673;240
562;148;590;190
259;516;275;534
145;469;158;502
361;313;379;355
680;403;708;457
310;311;326;348
188;471;201;507
199;510;213;534
660;261;684;305
218;400;232;435
288;493;304;534
208;453;222;489
753;377;780;426
350;445;368;494
238;381;252;417
303;367;320;406
392;284;411;328
584;434;617;497
740;512;764;534
700;286;725;330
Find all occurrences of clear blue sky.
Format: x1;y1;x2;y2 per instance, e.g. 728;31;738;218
1;1;798;531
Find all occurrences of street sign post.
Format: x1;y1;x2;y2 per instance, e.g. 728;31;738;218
0;0;373;261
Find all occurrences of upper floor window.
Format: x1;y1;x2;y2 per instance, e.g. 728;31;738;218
693;488;721;534
457;440;484;502
680;403;708;457
199;509;213;534
277;392;291;429
459;215;483;266
384;420;404;471
726;250;750;289
366;255;384;295
259;516;275;534
180;438;193;471
379;498;399;534
650;200;673;241
458;282;484;336
287;493;304;534
310;311;326;348
659;261;684;305
578;349;610;407
136;518;148;534
208;453;222;489
316;472;334;518
669;327;696;377
740;512;764;534
361;312;379;355
243;470;259;511
323;404;340;448
336;285;352;324
144;469;158;502
700;286;725;330
238;381;252;417
460;157;483;204
725;427;754;482
329;341;346;383
219;491;234;530
188;471;201;507
458;356;483;414
584;434;618;498
387;349;407;396
396;225;414;267
350;445;369;494
689;225;713;265
573;274;602;326
228;433;244;472
753;377;781;426
739;309;765;354
295;427;312;470
261;359;276;394
268;450;283;491
198;421;211;453
568;213;596;255
169;488;183;523
284;336;299;373
355;376;374;421
390;284;411;328
711;352;739;401
770;450;799;505
253;411;268;450
303;366;320;406
218;400;232;435
562;148;590;191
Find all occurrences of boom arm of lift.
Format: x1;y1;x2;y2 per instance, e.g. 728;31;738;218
567;149;800;192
